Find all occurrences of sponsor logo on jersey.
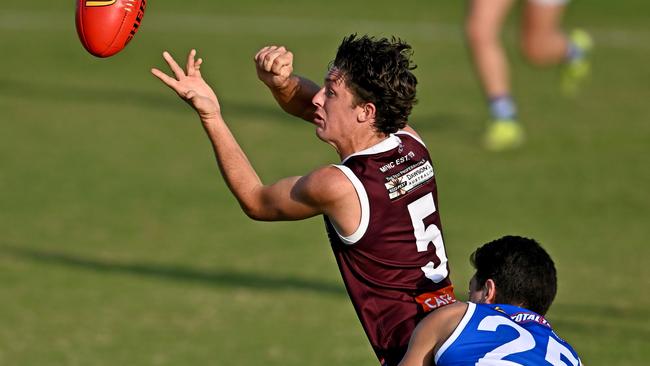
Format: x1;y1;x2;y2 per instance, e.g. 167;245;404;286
384;159;434;200
85;0;117;6
379;150;415;173
415;286;456;312
510;312;550;327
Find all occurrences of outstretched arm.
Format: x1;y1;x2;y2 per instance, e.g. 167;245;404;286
254;46;321;123
151;50;354;224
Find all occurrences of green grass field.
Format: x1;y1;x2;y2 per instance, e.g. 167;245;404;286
1;0;648;364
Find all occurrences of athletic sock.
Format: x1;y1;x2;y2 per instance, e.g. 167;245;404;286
489;95;517;121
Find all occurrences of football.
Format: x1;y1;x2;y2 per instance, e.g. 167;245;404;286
75;0;147;58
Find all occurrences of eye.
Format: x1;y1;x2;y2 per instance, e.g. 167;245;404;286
325;88;335;97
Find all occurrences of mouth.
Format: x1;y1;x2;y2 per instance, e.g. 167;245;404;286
313;112;325;126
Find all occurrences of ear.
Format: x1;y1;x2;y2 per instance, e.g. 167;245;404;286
357;102;376;123
483;279;498;304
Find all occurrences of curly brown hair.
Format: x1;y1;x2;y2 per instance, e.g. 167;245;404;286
331;34;418;135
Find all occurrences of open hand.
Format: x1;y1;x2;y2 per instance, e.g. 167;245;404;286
151;49;220;120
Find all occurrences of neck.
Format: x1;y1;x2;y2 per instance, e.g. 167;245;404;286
336;132;389;160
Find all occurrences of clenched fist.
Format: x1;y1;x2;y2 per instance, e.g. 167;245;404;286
254;46;294;90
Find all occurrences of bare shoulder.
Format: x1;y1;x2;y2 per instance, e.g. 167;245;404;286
418;302;468;334
413;302;469;349
293;165;354;206
400;302;469;366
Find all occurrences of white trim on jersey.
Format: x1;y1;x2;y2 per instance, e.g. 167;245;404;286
329;164;370;245
435;302;477;364
395;130;427;147
341;134;401;164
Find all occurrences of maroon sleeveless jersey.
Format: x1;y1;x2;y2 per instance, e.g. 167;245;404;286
324;132;455;366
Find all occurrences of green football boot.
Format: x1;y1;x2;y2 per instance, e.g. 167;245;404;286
484;119;525;151
561;29;594;97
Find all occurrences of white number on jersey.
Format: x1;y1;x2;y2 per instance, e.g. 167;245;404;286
546;336;580;366
407;192;449;283
476;316;535;365
475;315;581;366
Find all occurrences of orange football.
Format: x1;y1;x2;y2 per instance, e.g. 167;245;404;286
76;0;147;58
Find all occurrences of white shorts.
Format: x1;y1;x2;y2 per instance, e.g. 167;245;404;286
529;0;569;5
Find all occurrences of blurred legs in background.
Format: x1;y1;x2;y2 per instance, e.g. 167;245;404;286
465;0;593;151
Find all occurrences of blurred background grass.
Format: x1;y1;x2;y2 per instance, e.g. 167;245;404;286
1;0;649;365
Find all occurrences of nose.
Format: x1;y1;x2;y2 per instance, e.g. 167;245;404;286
312;87;325;108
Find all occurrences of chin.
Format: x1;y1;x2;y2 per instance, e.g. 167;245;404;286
315;127;328;142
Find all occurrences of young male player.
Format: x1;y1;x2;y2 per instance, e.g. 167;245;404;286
399;235;582;366
152;35;455;366
466;0;593;150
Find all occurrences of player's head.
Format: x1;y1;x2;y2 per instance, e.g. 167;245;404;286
313;34;418;138
468;235;557;315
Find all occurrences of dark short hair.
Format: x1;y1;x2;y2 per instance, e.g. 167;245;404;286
332;34;418;135
470;236;557;315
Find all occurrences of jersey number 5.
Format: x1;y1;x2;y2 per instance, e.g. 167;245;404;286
407;192;449;283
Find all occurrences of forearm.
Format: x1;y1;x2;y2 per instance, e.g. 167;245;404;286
200;114;324;222
270;75;320;122
200;114;265;215
152;49;279;217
